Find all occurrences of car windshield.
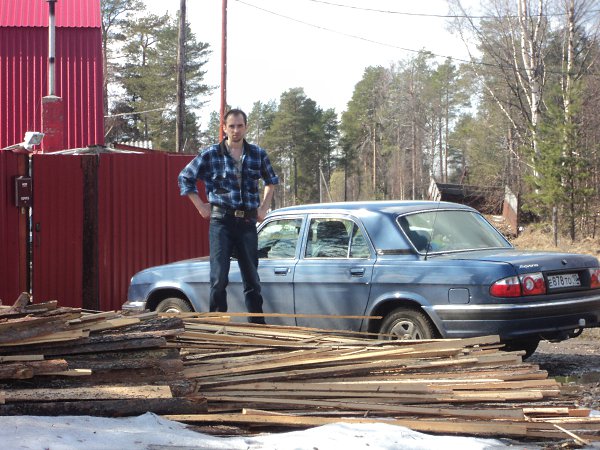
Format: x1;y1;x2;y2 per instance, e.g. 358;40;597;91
397;210;511;253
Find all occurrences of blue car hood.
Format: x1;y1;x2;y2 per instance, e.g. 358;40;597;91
133;256;210;279
432;249;598;274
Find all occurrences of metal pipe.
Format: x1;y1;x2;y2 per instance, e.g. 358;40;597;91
219;0;227;141
47;0;57;96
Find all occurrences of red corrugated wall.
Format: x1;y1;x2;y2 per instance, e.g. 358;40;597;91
31;152;209;310
0;0;103;149
31;154;84;308
166;154;209;261
0;0;101;28
0;151;28;306
98;153;208;311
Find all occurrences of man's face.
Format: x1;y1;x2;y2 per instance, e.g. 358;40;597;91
223;113;247;144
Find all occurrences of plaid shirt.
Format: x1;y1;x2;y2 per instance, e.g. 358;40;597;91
178;139;279;210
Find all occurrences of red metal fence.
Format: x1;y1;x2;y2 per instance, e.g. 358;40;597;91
30;151;207;310
0;151;28;305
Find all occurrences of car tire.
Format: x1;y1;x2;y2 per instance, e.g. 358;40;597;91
379;307;436;340
502;338;540;359
155;297;193;313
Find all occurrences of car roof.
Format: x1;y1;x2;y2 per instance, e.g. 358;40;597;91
269;200;475;217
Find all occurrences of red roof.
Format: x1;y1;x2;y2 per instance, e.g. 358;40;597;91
0;0;100;28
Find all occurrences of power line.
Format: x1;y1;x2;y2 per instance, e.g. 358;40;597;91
306;0;600;20
234;0;600;77
234;0;470;62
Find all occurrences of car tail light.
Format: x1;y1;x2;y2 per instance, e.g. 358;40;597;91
590;268;600;289
490;276;521;297
490;272;546;297
520;272;546;295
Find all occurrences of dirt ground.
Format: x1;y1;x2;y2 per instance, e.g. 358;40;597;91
528;329;600;411
509;227;600;411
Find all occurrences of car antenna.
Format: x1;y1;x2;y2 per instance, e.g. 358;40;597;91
424;199;442;261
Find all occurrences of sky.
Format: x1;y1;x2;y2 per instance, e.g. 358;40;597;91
144;0;477;124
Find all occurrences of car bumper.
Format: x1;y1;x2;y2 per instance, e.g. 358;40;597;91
122;300;147;312
431;292;600;340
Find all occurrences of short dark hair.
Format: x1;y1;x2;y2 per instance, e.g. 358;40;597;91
224;108;247;125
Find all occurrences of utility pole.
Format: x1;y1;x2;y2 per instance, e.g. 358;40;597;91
219;0;227;141
175;0;186;152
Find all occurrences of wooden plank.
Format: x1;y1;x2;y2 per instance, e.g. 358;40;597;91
164;413;531;437
0;314;82;343
0;355;44;362
5;385;173;401
199;395;525;420
1;292;30;314
230;380;447;393
181;312;383;319
77;318;141;332
201;389;550;403
67;311;119;324
40;369;92;377
0;397;207;416
0;359;68;380
0;329;89;346
4;336;168;356
193;356;481;387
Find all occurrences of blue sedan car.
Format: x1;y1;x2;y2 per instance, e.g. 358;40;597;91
123;201;600;357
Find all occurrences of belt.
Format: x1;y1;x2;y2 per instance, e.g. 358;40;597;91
211;204;257;219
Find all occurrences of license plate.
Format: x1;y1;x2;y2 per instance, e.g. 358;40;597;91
548;273;581;289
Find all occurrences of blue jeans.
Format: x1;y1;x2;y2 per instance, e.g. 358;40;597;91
208;213;265;323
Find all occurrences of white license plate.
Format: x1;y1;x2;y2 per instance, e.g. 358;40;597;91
548;273;581;289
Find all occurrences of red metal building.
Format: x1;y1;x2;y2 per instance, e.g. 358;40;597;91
0;1;209;310
0;0;104;150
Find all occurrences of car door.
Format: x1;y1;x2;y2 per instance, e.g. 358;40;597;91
293;215;375;331
227;215;303;326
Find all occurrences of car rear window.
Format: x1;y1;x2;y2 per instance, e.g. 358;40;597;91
398;210;512;253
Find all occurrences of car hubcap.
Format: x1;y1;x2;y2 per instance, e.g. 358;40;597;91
389;320;422;339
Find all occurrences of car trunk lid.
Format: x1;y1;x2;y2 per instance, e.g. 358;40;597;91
433;249;597;273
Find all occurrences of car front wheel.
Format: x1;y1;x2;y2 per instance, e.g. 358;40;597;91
155;297;193;313
379;307;436;340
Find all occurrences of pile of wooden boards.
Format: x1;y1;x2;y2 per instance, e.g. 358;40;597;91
0;293;205;416
164;313;600;444
1;295;599;445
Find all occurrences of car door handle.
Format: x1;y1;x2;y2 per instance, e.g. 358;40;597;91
274;267;290;275
350;268;365;277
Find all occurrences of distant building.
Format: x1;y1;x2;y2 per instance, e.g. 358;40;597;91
429;179;519;236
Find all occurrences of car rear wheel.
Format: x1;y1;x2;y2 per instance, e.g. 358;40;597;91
155;297;193;313
379;307;436;340
502;338;540;359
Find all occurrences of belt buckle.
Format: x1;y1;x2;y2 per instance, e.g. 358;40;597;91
234;209;245;218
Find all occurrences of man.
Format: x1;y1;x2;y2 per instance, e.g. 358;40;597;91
178;109;279;324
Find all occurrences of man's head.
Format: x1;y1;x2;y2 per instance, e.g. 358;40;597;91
224;108;247;125
223;109;248;146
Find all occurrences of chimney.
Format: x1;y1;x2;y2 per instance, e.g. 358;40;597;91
41;0;65;152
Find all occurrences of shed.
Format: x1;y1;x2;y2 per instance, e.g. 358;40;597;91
0;0;104;150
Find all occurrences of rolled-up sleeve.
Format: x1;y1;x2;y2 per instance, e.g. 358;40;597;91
260;149;279;186
178;154;202;196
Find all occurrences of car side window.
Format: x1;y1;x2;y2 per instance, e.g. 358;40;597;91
349;223;370;258
305;218;366;258
257;218;303;259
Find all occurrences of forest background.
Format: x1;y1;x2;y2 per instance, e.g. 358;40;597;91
101;0;600;243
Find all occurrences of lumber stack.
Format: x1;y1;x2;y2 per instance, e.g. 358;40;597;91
164;314;600;444
0;293;205;416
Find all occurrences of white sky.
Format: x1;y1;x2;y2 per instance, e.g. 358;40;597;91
144;0;477;124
